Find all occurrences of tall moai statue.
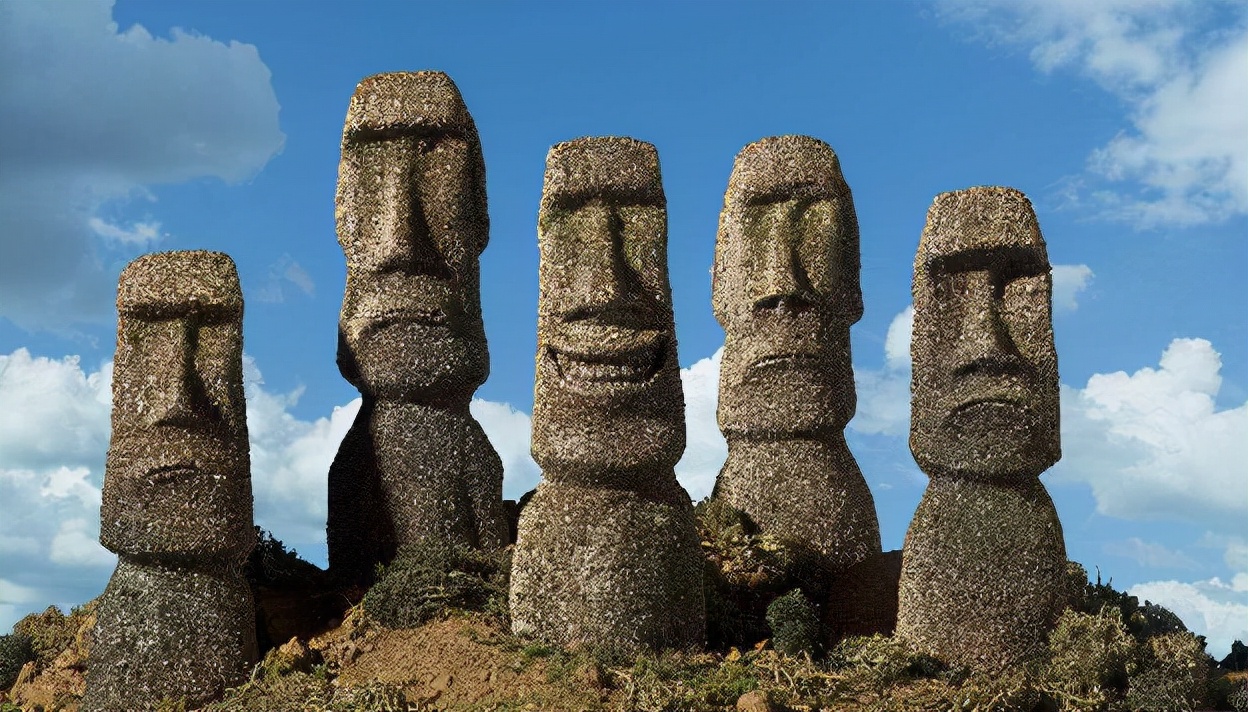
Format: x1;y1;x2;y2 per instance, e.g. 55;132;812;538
896;186;1067;671
328;71;508;584
510;137;705;652
83;251;257;711
711;136;881;574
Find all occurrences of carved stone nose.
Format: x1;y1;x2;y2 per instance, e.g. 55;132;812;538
147;319;216;427
565;204;633;313
373;168;443;276
752;208;810;313
951;271;1017;371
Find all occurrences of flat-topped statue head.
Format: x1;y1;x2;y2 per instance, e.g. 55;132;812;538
713;136;862;437
531;137;685;475
910;186;1060;480
336;71;489;403
102;250;252;560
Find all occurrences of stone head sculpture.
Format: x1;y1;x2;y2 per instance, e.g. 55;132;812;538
530;137;685;478
713;135;862;437
335;71;490;404
910;186;1060;480
101;250;252;561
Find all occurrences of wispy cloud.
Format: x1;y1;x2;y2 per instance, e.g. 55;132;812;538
254;255;316;303
87;218;165;247
938;0;1248;227
1103;536;1201;571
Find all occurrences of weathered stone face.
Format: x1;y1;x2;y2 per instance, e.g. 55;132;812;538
909;186;1060;481
336;71;489;403
713;136;862;436
530;137;685;477
101;251;252;561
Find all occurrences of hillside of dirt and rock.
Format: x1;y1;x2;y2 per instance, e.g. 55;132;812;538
3;503;1247;712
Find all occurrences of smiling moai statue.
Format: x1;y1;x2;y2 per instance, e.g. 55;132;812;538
510;137;705;652
83;251;256;711
896;186;1067;671
327;71;507;584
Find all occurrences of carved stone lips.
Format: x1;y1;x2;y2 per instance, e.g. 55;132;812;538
549;340;665;384
952;395;1025;414
363;308;448;327
146;463;198;484
545;322;668;388
746;353;822;379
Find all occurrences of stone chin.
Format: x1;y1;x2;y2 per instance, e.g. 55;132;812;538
531;342;686;474
911;401;1060;481
717;344;855;438
101;438;252;561
341;319;488;401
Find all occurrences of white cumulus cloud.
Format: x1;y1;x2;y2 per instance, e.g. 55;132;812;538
675;348;728;502
938;0;1248;227
472;399;541;500
1055;337;1248;526
851;306;914;437
1129;577;1248;660
1052;264;1094;312
0;0;284;329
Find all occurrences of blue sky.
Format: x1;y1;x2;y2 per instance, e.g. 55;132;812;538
1;0;1245;657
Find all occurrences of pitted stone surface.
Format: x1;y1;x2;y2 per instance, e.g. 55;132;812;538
908;186;1060;481
511;137;704;652
83;561;257;711
84;250;256;711
896;186;1067;671
510;480;704;651
825;549;902;640
328;71;506;584
710;136;880;579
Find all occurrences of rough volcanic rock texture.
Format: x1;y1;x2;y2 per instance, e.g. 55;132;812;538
825;549;901;641
511;137;705;652
710;136;880;580
84;251;256;711
896;186;1067;671
328;71;507;584
82;561;257;711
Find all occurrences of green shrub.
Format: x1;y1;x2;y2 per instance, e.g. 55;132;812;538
0;633;35;689
766;589;821;657
696;497;829;651
361;539;509;629
1126;632;1209;711
830;634;915;694
244;526;324;589
1044;607;1135;706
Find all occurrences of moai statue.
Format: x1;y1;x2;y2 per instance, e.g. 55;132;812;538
510;137;705;652
711;135;881;574
896;186;1067;671
328;71;507;584
83;251;256;711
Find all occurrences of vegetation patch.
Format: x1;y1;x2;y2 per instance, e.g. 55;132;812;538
361;539;511;629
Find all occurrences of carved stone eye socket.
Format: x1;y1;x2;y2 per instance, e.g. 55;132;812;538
119;302;238;326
